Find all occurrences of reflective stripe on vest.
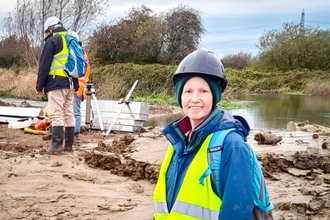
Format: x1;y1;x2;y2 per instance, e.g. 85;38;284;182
154;134;222;220
49;33;69;77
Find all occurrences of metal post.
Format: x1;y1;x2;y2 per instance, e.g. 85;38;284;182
85;83;93;130
91;88;104;132
85;83;104;132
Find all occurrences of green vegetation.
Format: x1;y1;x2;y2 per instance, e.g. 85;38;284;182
225;68;330;95
131;94;244;110
1;23;330;106
90;5;203;65
218;100;245;110
132;94;177;106
88;63;330;108
0;87;15;97
0;65;329;105
254;23;330;71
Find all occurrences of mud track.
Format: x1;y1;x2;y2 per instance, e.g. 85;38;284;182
0;112;330;219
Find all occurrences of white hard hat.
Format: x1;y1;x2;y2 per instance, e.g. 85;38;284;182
44;16;61;32
67;30;79;41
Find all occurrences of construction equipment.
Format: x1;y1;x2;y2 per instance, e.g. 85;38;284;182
24;127;50;135
103;80;138;137
85;83;104;132
35;117;51;130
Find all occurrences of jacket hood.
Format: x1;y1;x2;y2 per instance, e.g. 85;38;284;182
44;27;67;41
214;110;250;140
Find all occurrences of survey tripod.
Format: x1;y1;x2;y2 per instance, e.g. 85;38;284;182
103;80;138;137
85;83;104;132
84;80;138;138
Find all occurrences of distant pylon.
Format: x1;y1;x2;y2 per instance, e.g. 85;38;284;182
300;9;305;28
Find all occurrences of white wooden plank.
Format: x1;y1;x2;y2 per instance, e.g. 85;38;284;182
0;116;29;123
0;106;42;118
80;100;150;132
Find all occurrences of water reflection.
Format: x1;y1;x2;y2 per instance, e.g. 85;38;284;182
229;94;330;130
146;94;330;131
145;112;183;127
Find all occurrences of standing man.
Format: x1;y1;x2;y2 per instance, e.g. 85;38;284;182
36;16;79;152
68;31;91;143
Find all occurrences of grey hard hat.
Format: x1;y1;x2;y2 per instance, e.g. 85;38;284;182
173;50;227;91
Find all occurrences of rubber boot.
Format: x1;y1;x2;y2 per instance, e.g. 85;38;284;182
64;127;74;151
43;126;52;140
43;133;52;140
73;132;81;144
47;126;64;153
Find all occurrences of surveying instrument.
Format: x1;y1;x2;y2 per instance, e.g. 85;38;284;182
84;83;104;132
103;80;138;137
84;80;139;138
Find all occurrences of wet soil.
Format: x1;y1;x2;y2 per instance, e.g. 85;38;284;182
0;103;330;220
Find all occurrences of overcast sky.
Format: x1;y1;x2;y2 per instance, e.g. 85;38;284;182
1;0;330;58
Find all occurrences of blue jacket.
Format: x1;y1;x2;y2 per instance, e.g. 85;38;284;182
162;107;254;220
36;27;78;93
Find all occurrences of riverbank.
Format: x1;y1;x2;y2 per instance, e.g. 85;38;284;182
1;100;330;219
1;67;330;103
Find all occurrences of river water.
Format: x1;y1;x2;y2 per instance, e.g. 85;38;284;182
2;94;330;131
229;94;330;130
146;94;330;131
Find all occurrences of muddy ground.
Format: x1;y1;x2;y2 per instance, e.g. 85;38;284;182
0;102;330;220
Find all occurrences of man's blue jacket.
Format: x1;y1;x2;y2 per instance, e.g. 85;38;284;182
36;27;78;93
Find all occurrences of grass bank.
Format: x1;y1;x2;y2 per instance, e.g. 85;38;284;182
0;65;330;106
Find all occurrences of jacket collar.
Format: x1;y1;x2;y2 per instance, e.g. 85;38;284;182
163;107;250;153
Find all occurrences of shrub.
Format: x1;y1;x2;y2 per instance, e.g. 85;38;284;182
221;52;252;69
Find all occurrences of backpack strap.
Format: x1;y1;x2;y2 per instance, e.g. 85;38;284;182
203;128;275;215
210;128;238;197
199;128;243;197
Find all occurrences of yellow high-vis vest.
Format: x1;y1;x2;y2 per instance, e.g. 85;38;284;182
154;134;222;220
49;32;69;77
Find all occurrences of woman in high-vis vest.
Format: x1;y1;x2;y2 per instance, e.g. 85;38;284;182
154;50;273;220
36;16;79;153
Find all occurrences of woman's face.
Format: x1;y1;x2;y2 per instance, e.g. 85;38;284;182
181;77;213;129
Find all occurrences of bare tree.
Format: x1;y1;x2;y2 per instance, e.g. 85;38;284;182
161;4;204;63
2;0;108;67
90;5;163;64
5;0;42;66
120;5;163;63
221;52;252;69
89;4;204;64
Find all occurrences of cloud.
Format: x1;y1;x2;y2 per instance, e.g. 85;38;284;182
186;0;330;16
1;0;329;58
107;0;330;17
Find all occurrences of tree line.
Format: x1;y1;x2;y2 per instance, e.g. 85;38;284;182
0;1;204;67
88;4;204;65
1;0;107;68
0;0;330;72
